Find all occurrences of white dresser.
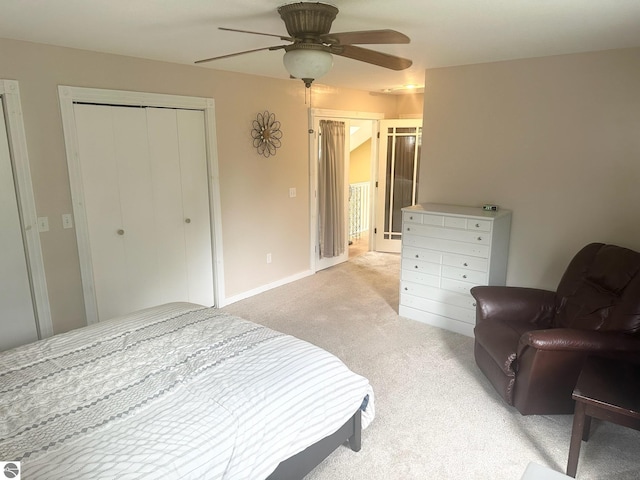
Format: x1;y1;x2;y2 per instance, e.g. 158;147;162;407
399;203;512;337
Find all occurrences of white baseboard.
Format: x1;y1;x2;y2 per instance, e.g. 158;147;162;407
219;270;314;307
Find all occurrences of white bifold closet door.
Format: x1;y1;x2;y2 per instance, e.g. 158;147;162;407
73;104;213;322
0;101;39;350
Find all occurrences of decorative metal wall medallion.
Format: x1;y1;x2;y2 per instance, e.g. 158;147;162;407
252;111;282;157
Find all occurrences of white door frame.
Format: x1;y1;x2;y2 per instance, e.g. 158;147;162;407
0;80;53;339
308;108;383;273
58;86;225;324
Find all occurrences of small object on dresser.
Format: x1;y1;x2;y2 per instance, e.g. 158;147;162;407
482;204;499;211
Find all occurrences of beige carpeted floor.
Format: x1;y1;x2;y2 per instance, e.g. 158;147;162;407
222;251;640;480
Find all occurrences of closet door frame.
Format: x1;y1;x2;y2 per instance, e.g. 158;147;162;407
58;86;225;324
0;80;53;339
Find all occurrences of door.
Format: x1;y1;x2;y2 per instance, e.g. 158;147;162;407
0;100;39;350
73;104;214;322
314;118;350;271
375;119;422;253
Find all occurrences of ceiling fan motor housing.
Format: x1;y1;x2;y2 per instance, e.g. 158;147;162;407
277;2;338;41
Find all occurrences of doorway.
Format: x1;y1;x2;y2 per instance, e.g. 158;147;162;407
375;119;423;253
0;80;52;349
309;109;383;273
347;119;374;259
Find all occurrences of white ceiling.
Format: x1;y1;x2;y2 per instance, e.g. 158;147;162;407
2;0;640;93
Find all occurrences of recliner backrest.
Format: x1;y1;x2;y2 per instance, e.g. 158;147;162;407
554;243;640;333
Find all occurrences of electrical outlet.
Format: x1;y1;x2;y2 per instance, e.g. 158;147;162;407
266;253;272;264
289;187;296;198
62;213;74;229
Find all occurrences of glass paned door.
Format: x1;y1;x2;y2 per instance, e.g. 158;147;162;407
375;119;422;252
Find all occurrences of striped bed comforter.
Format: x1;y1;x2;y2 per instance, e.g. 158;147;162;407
0;303;374;479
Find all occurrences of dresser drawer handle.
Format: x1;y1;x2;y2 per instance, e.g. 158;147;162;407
414;265;419;269
415;254;419;258
462;274;467;279
475;223;480;228
477;236;482;241
473;302;477;307
463;262;468;266
407;227;411;231
410;216;414;220
404;287;408;291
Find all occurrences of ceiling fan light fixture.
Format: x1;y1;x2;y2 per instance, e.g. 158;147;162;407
283;47;333;88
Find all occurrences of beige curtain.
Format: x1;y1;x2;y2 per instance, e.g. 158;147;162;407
318;120;345;258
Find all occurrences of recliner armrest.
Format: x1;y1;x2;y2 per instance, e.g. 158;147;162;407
471;286;556;327
519;328;640;354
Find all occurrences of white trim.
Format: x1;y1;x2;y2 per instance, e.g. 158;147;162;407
58;86;225;324
221;270;313;307
308;108;384;273
0;80;54;338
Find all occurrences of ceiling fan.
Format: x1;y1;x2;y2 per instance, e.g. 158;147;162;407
195;2;412;87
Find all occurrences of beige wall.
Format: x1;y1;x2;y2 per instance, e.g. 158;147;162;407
396;93;424;117
0;38;423;334
420;48;640;290
349;140;372;184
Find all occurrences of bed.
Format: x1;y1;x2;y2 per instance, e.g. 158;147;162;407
0;302;374;479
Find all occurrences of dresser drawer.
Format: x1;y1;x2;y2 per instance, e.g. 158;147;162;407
403;211;448;226
404;235;490;258
443;216;492;232
401;280;435;297
403;212;443;227
442;253;488;272
400;293;476;325
401;270;441;288
441;277;479;296
444;216;467;229
402;246;442;263
467;219;492;232
401;258;441;276
403;283;477;310
404;223;490;245
403;211;423;225
442;266;487;284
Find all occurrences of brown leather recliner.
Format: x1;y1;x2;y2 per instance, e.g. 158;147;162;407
471;243;640;415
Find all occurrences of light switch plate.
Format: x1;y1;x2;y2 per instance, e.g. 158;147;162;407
37;216;49;232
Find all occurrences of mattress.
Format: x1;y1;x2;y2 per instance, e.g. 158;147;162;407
0;302;374;479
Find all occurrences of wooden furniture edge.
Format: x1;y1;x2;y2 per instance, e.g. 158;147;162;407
266;408;362;480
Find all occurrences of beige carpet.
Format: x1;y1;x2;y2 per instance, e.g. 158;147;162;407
222;252;640;480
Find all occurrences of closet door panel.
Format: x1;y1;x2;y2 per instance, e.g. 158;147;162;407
146;108;189;304
113;107;159;312
74;104;129;320
177;109;214;306
0;101;38;350
74;103;215;322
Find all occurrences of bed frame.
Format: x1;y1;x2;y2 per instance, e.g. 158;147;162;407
266;408;362;480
